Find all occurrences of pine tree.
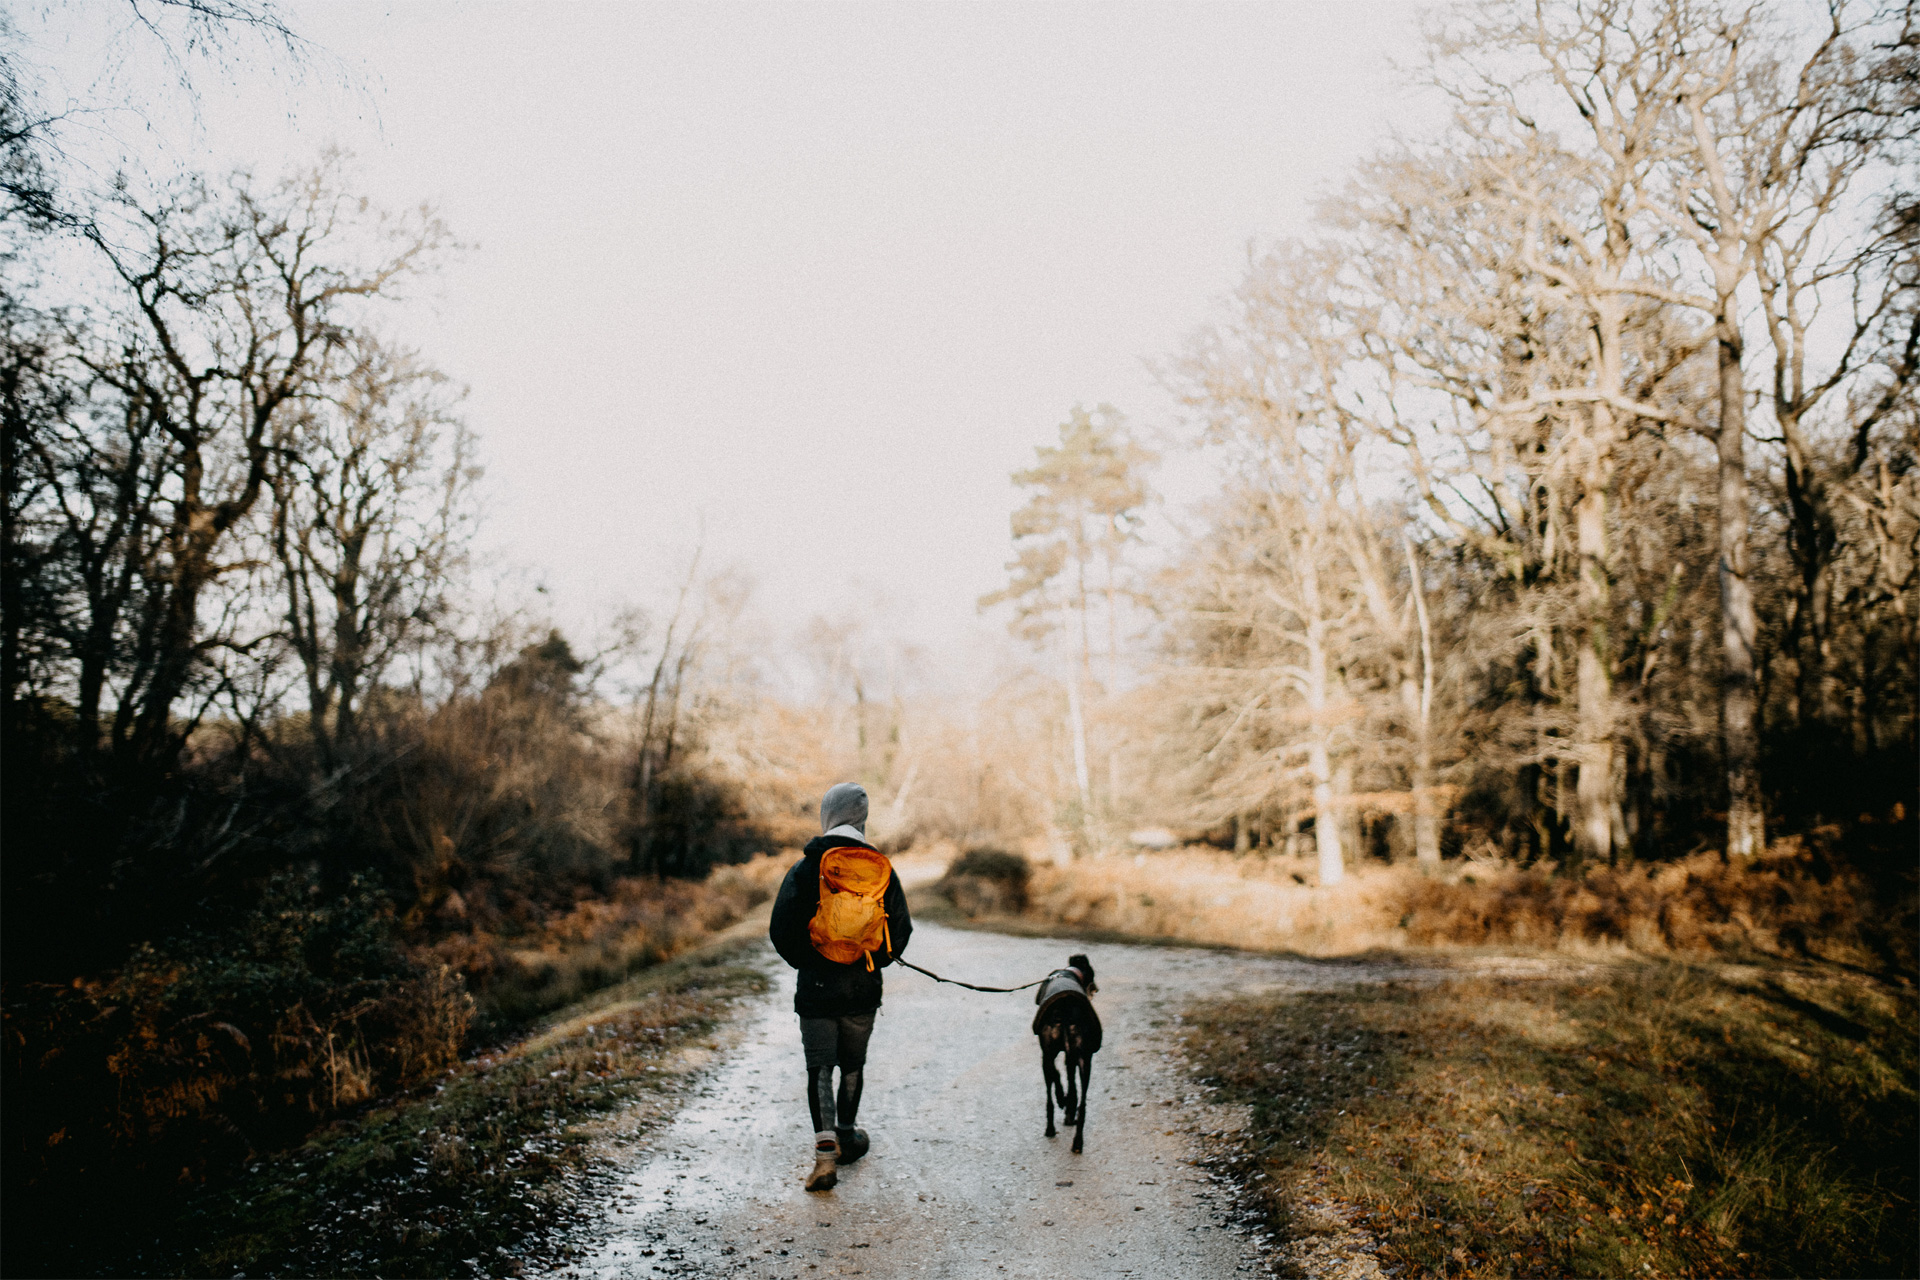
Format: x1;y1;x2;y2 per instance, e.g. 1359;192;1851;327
981;404;1151;834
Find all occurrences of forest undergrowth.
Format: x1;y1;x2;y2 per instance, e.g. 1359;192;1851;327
1181;965;1918;1280
939;832;1917;975
430;856;786;1036
14;933;771;1280
1;859;785;1279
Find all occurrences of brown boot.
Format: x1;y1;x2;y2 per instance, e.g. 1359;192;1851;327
804;1131;839;1191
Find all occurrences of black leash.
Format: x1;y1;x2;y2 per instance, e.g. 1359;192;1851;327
894;957;1049;994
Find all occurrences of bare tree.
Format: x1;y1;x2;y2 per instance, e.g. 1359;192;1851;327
1;291;86;716
2;1;312;230
1642;0;1867;853
1480;0;1918;854
69;154;448;767
626;551;702;852
1404;0;1740;866
1155;0;1918;870
1169;250;1393;884
618;557;761;876
7;330;170;751
1030;0;1917;874
271;334;475;763
1684;4;1917;758
1201;245;1463;866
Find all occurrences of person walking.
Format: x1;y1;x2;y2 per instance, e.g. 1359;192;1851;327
769;782;912;1191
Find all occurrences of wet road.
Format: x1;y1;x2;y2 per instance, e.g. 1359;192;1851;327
548;921;1410;1280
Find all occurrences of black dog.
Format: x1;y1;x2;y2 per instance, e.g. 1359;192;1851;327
1032;953;1103;1153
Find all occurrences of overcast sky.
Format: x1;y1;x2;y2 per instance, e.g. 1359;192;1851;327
26;1;1438;677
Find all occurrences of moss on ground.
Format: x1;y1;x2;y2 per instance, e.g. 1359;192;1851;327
1181;963;1917;1279
85;936;770;1279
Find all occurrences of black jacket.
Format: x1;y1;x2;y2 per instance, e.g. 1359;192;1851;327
769;834;913;1018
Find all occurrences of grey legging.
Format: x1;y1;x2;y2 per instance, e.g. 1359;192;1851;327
799;1013;874;1134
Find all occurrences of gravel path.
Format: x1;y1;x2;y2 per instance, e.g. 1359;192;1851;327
545;920;1425;1280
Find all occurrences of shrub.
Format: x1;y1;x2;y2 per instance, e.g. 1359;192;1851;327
3;872;471;1207
940;848;1032;916
1008;843;1912;973
435;856;786;1035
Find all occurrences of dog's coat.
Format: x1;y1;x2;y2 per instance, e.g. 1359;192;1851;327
1033;953;1101;1152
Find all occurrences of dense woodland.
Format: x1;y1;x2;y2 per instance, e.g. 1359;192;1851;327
2;0;1915;1262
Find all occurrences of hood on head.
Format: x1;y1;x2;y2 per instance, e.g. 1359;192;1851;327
819;782;869;835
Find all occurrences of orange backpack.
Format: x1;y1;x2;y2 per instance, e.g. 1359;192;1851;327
807;844;894;970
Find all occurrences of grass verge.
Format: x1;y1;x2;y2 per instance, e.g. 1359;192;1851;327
85;930;771;1279
1180;963;1917;1279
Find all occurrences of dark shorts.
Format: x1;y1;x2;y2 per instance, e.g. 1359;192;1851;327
799;1013;875;1070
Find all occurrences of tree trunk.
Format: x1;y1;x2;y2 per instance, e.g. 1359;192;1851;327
1852;628;1877;756
1069;559;1095;833
132;527;213;767
0;384;21;720
330;549;364;747
1553;758;1569;826
1810;558;1839;728
1335;760;1359;861
1064;660;1092;829
1411;714;1440;865
1574;455;1614;867
1103;552;1120;692
1308;735;1344;885
854;676;868;776
305;673;335;768
1399;675;1441;864
76;603;118;753
1716;324;1765;856
1780;412;1846;736
1403;538;1441;865
1304;616;1344;885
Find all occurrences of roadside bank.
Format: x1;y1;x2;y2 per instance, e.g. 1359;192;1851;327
1181;960;1917;1279
82;919;773;1279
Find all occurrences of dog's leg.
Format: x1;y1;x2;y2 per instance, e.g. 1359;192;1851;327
1061;1047;1079;1134
1072;1051;1091;1154
1041;1044;1059;1137
1045;1029;1073;1109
